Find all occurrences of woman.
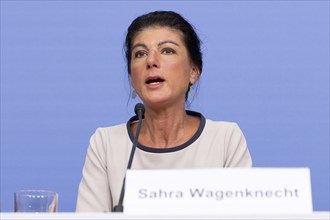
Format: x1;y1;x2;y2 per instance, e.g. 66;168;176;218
76;11;252;212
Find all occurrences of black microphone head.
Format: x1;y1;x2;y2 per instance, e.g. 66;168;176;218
134;103;145;116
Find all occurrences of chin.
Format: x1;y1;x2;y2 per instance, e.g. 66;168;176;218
143;98;168;107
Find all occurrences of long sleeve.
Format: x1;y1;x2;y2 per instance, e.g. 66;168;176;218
223;123;252;167
76;129;112;212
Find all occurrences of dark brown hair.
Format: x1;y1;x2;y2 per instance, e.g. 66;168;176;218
125;11;203;75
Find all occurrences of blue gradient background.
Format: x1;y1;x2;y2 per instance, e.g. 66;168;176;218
1;0;329;212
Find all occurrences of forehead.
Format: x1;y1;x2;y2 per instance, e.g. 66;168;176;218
132;26;185;45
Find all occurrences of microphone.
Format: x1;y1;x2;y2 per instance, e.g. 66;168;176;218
112;103;145;212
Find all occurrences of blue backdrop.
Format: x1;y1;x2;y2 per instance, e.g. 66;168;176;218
1;1;329;212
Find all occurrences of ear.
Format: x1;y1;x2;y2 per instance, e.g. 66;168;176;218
189;66;200;84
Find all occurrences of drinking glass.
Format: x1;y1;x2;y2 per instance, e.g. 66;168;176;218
14;190;58;212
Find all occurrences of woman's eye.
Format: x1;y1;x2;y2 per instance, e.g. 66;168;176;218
161;48;175;55
134;51;147;58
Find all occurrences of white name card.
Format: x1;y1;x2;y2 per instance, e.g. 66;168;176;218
124;168;312;214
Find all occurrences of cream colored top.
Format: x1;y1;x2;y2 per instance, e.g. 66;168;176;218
76;111;252;212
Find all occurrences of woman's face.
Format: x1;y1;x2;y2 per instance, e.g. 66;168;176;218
130;26;199;109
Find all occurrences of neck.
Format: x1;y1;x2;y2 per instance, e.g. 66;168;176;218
140;107;189;148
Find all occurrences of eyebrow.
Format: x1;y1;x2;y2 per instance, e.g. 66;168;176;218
131;40;180;51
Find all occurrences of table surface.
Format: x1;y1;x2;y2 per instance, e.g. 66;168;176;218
1;212;329;220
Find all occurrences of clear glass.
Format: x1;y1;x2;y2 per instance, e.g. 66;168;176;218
14;190;58;212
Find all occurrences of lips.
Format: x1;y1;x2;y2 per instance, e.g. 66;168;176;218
145;76;165;85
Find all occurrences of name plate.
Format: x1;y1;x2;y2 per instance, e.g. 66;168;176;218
124;168;312;214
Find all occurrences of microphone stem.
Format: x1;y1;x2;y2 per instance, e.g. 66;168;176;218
113;111;143;212
127;112;143;169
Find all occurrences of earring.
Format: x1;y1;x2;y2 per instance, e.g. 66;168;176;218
188;84;195;97
131;90;137;99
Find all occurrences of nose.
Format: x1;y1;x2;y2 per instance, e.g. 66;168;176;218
146;51;159;69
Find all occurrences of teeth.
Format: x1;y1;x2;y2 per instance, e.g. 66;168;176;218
146;78;164;84
149;81;162;85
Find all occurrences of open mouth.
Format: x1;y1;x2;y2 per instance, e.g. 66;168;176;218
146;76;165;85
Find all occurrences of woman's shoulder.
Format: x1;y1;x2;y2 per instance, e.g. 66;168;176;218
92;123;128;138
205;119;238;127
88;123;130;153
187;111;242;134
204;118;243;135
